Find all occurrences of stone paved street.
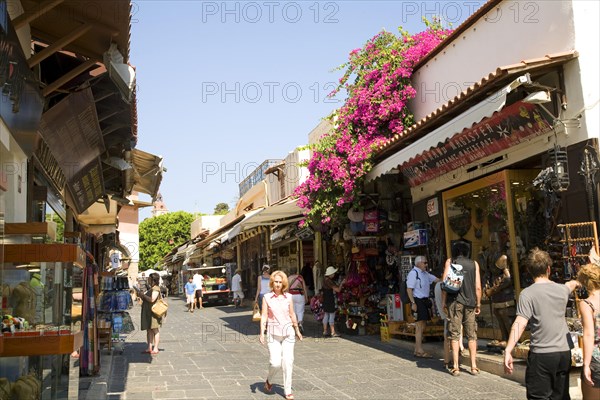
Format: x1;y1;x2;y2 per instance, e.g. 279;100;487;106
93;295;532;400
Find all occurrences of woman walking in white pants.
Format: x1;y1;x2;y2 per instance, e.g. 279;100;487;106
259;271;303;400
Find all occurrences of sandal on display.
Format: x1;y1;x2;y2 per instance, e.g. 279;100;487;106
470;367;480;375
450;368;460;376
264;380;272;393
414;352;432;358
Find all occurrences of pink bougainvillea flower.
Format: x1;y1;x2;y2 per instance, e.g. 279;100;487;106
296;18;453;227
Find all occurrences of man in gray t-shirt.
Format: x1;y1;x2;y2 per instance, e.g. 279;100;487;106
504;248;579;400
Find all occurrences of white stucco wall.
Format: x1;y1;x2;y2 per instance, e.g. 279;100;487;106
265;148;310;204
411;0;577;120
407;0;600;202
571;0;600;142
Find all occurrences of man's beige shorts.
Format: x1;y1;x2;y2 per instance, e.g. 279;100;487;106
447;301;477;341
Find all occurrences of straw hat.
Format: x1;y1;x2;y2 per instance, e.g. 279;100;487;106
495;255;508;270
325;266;338;277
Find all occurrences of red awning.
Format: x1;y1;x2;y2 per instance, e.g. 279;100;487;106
401;101;553;187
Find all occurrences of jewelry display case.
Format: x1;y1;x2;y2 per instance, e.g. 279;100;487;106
1;221;84;398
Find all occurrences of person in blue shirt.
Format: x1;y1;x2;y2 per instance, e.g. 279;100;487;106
184;276;197;313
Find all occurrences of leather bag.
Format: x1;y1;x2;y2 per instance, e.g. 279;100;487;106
252;303;261;322
151;293;168;318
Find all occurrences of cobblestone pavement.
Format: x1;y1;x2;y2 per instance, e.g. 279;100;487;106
89;295;536;400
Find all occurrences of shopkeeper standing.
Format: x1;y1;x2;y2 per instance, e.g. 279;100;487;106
407;256;440;358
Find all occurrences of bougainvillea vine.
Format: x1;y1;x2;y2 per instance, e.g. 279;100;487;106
295;18;453;229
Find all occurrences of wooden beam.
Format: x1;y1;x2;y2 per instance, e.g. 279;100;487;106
28;24;93;68
42;60;98;97
11;0;65;30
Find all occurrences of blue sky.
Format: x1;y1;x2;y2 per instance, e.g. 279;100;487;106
131;1;483;219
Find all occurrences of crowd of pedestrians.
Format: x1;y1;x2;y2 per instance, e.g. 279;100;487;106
136;247;600;399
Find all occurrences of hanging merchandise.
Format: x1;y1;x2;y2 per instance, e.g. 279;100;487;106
364;210;379;233
557;222;599;280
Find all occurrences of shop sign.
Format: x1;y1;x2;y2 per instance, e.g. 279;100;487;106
1;4;44;151
67;159;105;214
38;88;106;213
402;101;553;187
426;198;439;217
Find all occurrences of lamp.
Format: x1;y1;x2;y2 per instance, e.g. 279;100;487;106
548;144;570;191
523;90;551;104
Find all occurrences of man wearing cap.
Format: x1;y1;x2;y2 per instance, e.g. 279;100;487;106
322;266;344;337
407;256;440;357
484;254;515;347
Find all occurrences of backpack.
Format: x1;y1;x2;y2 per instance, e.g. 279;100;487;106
399;269;418;304
442;262;464;294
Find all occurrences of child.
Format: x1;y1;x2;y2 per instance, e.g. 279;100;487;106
184;276;197;313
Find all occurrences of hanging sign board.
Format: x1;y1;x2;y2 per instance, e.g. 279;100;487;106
402;102;553;187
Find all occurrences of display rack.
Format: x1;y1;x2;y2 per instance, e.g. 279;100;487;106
97;272;132;353
555;221;597;367
557;221;599;280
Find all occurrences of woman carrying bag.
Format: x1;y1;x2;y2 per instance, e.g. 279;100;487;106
134;272;163;355
259;271;302;400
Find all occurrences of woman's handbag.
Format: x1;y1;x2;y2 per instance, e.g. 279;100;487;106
252;303;261;322
151;293;169;319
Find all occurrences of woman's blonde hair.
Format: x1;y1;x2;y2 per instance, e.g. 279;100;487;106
577;263;600;292
269;270;289;292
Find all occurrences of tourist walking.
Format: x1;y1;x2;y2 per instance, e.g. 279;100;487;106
231;267;245;308
322;266;343;337
287;271;308;333
184;276;196;313
577;262;600;400
134;272;163;355
442;241;482;376
407;255;439;358
193;271;204;309
504;248;579;399
259;271;302;400
254;265;271;312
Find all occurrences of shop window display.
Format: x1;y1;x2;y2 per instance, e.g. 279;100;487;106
1;215;84;398
442;170;540;340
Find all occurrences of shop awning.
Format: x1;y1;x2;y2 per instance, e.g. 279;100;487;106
221;208;265;242
401;100;553;186
128;148;165;201
367;74;529;181
240;198;303;229
367;52;577;182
